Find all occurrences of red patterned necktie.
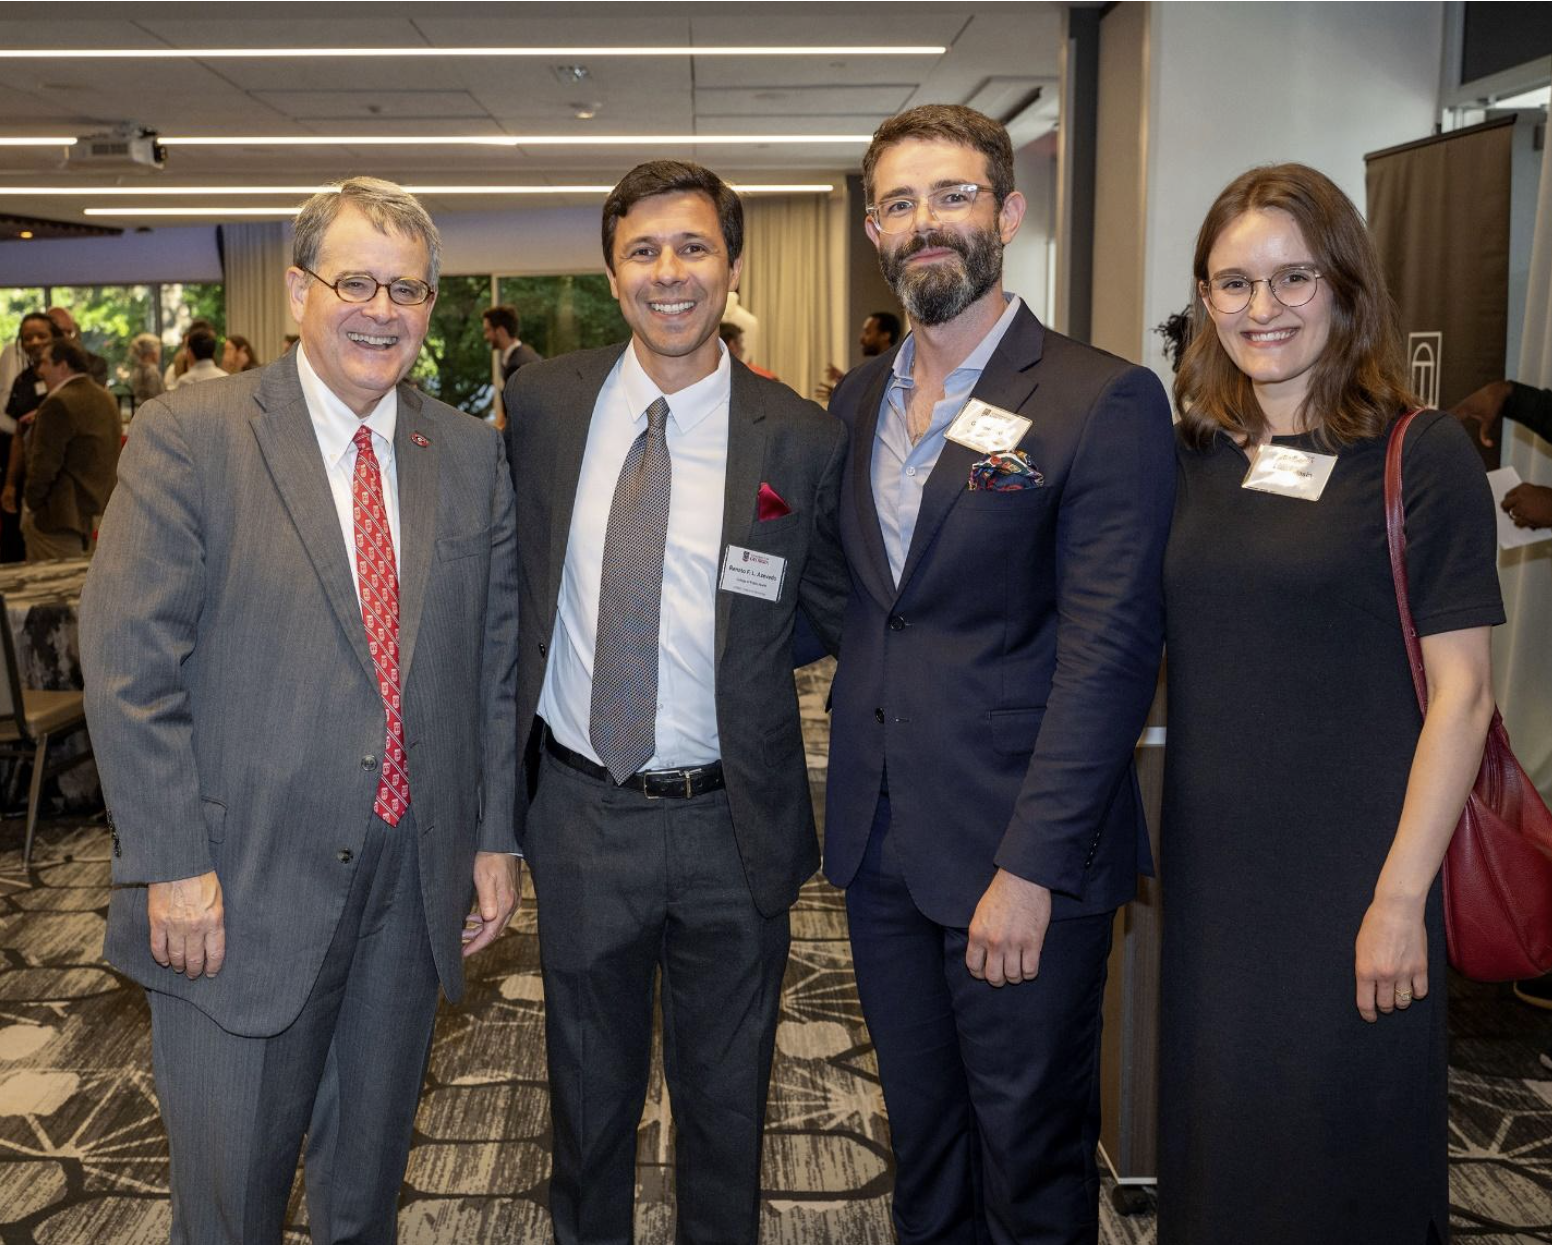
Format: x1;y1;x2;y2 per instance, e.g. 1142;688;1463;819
351;425;409;825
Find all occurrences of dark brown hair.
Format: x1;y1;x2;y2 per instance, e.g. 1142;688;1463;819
862;104;1015;208
483;304;520;336
1175;163;1415;450
601;161;743;271
225;334;261;371
46;339;91;375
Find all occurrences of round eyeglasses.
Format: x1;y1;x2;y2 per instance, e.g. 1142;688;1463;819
301;266;435;307
1201;267;1322;315
867;183;994;235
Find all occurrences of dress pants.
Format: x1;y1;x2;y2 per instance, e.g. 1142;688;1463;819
147;808;442;1245
846;793;1114;1245
526;749;791;1245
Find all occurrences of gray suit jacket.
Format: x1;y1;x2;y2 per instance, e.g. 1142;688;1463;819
504;345;848;917
81;351;519;1037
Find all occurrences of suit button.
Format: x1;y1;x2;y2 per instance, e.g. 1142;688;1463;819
874;708;885;724
362;755;377;770
337;848;353;864
538;641;548;657
888;615;906;631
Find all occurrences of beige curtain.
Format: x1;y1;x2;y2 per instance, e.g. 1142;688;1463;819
222;222;295;368
1496;139;1552;797
738;192;847;398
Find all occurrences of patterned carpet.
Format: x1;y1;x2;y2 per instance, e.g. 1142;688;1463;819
0;660;1548;1241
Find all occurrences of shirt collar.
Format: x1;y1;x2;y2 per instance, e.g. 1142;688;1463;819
890;292;1024;387
619;338;731;434
296;343;398;469
45;372;86;398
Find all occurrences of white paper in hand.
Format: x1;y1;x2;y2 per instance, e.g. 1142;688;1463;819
1486;466;1552;549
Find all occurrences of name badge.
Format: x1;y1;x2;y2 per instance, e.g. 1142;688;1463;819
1241;443;1338;501
719;545;787;602
945;399;1033;454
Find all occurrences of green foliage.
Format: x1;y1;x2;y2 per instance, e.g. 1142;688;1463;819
166;283;227;342
411;274;496;417
0;289;46;346
498;274;629;358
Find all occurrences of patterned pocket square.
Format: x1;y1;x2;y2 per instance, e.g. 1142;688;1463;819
968;451;1044;491
757;482;793;520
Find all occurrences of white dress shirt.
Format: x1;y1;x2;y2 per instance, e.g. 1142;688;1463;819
172;358;229;389
539;341;731;770
295;345;401;603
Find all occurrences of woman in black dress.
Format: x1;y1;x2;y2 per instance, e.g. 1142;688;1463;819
1158;164;1503;1244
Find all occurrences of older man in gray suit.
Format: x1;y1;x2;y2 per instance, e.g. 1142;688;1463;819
505;160;848;1244
80;177;520;1244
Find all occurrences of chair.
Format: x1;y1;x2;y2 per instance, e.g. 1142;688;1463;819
0;594;94;867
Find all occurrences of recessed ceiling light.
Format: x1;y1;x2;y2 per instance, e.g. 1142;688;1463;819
18;230;33;238
152;133;870;147
0;184;835;196
0;45;945;60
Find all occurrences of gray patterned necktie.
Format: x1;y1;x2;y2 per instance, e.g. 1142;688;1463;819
591;396;673;782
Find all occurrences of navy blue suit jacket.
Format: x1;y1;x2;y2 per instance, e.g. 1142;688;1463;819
823;304;1174;925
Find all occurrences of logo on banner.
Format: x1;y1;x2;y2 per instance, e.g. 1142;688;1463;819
1408;332;1443;410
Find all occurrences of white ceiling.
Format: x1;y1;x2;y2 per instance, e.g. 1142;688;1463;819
0;1;1064;228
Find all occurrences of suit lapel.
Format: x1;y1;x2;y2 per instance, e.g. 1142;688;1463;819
249;355;378;688
393;386;436;686
847;357;898;608
894;305;1045;598
716;362;769;670
545;346;627;632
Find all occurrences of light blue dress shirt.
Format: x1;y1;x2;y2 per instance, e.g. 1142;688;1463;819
871;294;1023;585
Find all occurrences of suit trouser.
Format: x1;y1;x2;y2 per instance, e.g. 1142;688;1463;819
526;750;791;1245
146;808;442;1245
846;792;1114;1245
20;510;90;562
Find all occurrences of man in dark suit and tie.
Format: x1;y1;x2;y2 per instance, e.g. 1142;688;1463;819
80;176;521;1244
484;303;543;383
504;160;848;1244
824;105;1175;1243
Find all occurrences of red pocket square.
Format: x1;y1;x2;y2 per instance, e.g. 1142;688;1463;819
757;482;792;521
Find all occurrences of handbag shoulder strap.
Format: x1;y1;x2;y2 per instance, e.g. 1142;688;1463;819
1383;408;1430;715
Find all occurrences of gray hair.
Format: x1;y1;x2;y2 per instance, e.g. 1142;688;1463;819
292;176;442;287
130;332;161;360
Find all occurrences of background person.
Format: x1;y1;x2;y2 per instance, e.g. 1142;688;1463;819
1452;378;1552;530
1159;163;1501;1245
817;310;900;401
127;332;165;406
482;304;542;382
45;306;109;387
221;334;262;374
0;313;60;560
718;320;778;379
21;338;121;561
171;328;227;388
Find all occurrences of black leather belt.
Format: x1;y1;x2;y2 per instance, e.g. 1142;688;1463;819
544;731;725;799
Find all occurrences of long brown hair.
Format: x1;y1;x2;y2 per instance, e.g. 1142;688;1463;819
1174;163;1415;450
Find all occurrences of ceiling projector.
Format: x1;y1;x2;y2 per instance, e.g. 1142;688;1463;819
66;125;167;172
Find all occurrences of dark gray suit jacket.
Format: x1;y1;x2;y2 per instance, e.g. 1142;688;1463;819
81;351;520;1037
504;344;848;916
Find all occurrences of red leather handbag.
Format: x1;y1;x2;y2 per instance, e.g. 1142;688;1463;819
1384;409;1552;981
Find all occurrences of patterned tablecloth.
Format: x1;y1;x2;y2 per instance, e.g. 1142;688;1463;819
0;556;96;805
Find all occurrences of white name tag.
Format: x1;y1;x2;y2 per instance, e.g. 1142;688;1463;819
944;399;1033;454
1241;443;1338;501
719;545;787;602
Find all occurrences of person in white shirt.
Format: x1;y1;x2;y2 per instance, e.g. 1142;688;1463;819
170;329;228;388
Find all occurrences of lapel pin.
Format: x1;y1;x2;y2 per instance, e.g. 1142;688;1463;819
410;432;430;448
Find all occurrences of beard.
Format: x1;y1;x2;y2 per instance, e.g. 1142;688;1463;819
879;226;1003;326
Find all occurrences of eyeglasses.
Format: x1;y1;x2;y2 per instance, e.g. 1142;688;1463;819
867;183;995;235
300;266;435;307
1200;267;1322;314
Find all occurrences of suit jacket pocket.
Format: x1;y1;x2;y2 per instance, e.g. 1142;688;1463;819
754;511;802;536
436;527;490;561
987;707;1046;756
957;486;1057;512
202;797;227;843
